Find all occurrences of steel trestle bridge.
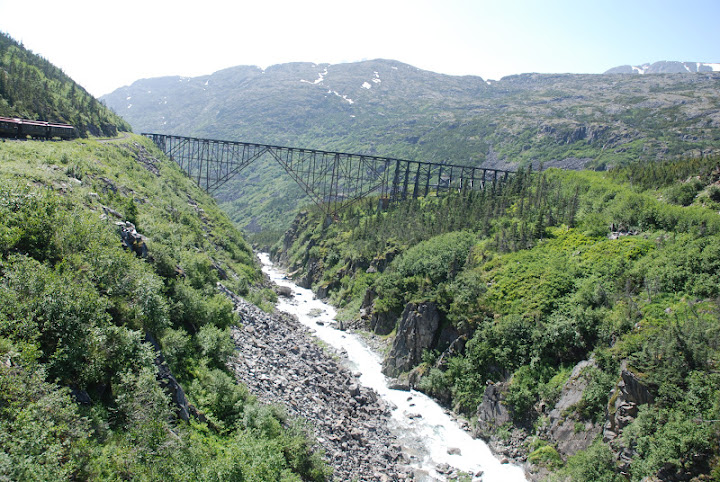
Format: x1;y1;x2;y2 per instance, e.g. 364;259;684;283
143;133;514;216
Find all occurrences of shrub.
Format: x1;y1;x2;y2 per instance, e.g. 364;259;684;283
708;185;720;203
197;324;235;369
0;184;58;261
665;179;703;206
113;367;172;453
188;362;250;432
0;254;109;384
160;327;192;376
550;441;623;482
528;445;563;469
575;366;615;423
171;280;236;331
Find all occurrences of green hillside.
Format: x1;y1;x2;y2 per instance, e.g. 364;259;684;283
275;155;720;480
0;136;327;480
0;31;130;136
102;61;720;237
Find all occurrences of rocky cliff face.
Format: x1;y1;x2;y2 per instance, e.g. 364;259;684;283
473;357;658;479
541;360;602;456
382;302;441;377
476;381;513;438
603;361;655;473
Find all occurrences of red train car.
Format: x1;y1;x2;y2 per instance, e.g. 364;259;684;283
0;116;76;139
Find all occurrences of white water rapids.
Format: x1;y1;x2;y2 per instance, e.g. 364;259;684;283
258;253;527;481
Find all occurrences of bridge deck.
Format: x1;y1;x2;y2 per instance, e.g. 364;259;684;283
143;133;514;215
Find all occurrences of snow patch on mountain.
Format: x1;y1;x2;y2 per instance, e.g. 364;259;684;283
301;67;328;85
327;89;354;104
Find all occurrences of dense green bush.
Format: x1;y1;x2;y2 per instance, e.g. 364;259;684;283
197;324;235;369
0;362;91;481
665;178;703;206
550;441;624;482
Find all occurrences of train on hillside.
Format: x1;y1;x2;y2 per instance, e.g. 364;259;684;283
0;116;76;139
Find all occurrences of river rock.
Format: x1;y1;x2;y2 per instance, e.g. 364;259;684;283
222;286;403;481
275;285;293;298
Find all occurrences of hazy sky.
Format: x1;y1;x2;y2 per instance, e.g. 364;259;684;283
1;0;719;97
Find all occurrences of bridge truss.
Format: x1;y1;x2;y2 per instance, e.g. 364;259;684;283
143;133;513;216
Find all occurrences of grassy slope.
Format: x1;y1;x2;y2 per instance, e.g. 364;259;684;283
276;157;720;481
0;136;328;481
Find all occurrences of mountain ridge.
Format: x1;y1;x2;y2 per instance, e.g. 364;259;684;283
605;60;720;74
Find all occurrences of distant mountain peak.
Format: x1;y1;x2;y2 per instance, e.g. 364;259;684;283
605;61;720;74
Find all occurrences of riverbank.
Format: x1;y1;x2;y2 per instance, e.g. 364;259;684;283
222;285;409;480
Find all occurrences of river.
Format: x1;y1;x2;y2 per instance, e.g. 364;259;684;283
258;253;527;481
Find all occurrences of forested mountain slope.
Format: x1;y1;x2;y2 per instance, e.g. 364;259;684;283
0;31;130;136
274;155;720;481
103;60;720;235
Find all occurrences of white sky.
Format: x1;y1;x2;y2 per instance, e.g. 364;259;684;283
1;0;719;97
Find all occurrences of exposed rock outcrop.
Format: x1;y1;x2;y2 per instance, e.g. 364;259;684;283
604;362;654;441
116;221;148;258
370;309;397;336
603;361;654;471
382;302;440;377
144;333;190;422
359;288;398;336
543;359;602;457
475;381;513;439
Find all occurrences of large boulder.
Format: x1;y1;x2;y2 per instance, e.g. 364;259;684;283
381;302;440;377
370;309;397;336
